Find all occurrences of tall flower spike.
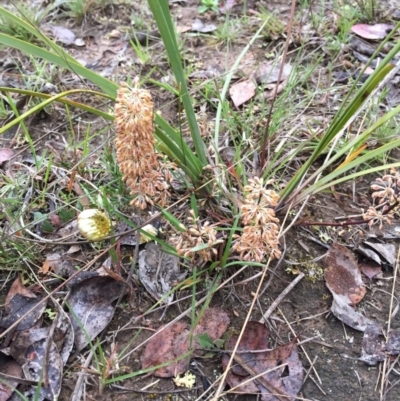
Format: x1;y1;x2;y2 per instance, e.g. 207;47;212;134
233;178;281;262
114;80;171;209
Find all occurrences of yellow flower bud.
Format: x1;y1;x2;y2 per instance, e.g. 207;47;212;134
77;209;111;241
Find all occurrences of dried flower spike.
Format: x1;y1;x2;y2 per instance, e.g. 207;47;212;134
170;215;221;262
114;80;171;209
77;209;111;241
233;177;281;262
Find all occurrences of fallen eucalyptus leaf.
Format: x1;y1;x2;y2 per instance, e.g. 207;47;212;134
139;242;186;303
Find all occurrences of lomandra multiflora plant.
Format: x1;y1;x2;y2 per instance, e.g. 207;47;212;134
114;79;172;210
114;80;281;263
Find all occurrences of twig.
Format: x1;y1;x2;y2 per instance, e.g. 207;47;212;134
231;354;288;401
278;306;323;385
110;384;202;394
71;347;95;401
0;372;38;386
302;355;318;385
211;256;273;401
387;245;400;334
259;272;305;323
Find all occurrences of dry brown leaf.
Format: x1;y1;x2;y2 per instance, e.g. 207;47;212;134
325;243;366;305
141;307;230;377
222;322;303;401
325;243;376;332
229;79;256;107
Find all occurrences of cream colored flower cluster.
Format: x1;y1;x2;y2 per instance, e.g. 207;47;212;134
370;168;400;205
170;211;221;262
362;168;400;229
114;80;172;209
233;177;281;262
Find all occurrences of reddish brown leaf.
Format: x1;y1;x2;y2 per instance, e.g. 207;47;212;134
0;355;22;401
255;342;303;401
49;213;62;227
5;276;37;313
141;322;190;377
325;243;366;305
141;307;230;378
194;307;230;341
223;321;269;377
325;243;377;332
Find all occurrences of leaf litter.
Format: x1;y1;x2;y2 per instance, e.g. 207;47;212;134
141;307;229;377
324;243;400;365
2;2;397;398
67;274;126;352
138;242;187;303
229;62;292;107
1;276;47;332
222;321;304;401
351;23;394;40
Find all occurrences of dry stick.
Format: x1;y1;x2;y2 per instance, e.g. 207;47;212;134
278;306;323;386
387;246;400;335
0;372;38;386
210;259;273;401
380;246;400;399
381;355;400;400
302;355;318;387
42;309;60;388
354;369;363;401
71;347;96;401
231;354;288;401
260;0;297;170
110;384;203;394
301;356;326;397
192;374;229;401
380;357;388;400
259;272;305;323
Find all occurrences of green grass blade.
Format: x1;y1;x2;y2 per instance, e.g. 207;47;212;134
280;27;400;202
0;6;77;63
147;0;207;167
0;8;205;185
0;89;112;135
0;87;114;120
302;160;400;200
0;33;118;97
299;102;400;192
